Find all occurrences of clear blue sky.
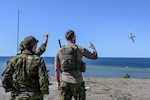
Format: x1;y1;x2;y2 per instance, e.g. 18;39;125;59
0;0;150;57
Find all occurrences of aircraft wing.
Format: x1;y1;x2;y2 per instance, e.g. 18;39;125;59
131;37;135;43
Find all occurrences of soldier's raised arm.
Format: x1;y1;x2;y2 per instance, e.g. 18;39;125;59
36;33;49;56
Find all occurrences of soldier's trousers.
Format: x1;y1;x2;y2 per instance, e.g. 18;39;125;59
60;81;86;100
14;91;43;100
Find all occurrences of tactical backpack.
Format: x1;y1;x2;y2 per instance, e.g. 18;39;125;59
60;45;86;72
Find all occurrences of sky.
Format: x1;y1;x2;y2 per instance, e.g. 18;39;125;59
0;0;150;58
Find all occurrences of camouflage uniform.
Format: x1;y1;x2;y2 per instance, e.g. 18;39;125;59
55;30;98;100
36;43;47;56
19;40;47;56
9;38;48;100
60;81;85;100
2;36;49;100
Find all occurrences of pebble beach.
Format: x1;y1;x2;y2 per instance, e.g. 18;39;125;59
0;77;150;100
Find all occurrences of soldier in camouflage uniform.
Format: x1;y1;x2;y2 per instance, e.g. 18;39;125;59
2;36;49;100
54;30;98;100
19;34;49;55
5;34;49;100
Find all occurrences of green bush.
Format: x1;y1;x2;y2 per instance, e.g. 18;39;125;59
124;73;131;78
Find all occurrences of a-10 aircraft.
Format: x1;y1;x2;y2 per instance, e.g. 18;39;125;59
128;32;135;43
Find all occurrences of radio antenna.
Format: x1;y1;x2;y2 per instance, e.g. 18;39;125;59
17;9;20;54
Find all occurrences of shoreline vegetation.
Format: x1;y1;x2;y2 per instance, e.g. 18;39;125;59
0;77;150;100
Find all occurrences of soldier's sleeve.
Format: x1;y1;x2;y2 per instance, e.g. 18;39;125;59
2;57;16;92
2;56;14;76
79;46;98;60
38;58;49;95
36;43;47;56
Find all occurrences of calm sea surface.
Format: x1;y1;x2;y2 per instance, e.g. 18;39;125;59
0;57;150;79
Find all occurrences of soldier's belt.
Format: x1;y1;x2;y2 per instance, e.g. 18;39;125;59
61;80;85;86
19;87;38;92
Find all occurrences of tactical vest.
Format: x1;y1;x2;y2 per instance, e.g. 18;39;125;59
60;45;86;72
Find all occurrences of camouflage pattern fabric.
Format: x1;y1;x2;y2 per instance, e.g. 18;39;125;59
18;41;47;56
8;42;47;100
2;49;49;100
60;81;86;100
23;36;38;47
36;43;47;56
15;91;43;100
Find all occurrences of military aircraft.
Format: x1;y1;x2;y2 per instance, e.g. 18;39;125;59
128;32;135;43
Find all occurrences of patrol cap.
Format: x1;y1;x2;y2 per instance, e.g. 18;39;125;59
23;36;38;47
65;30;76;40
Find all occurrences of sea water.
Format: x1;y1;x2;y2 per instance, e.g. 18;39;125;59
0;57;150;79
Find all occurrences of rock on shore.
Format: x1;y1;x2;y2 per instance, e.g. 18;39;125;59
0;77;150;100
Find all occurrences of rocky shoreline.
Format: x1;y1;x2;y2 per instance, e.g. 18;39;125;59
0;77;150;100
